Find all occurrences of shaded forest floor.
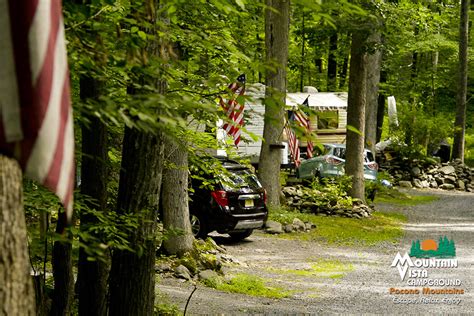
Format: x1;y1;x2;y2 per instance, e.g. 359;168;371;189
158;189;474;314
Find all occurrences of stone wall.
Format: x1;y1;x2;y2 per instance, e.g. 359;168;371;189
379;158;473;192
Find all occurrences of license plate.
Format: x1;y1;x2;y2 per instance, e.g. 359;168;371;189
245;199;254;207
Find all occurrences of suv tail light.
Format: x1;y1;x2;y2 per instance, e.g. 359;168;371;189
263;189;267;205
367;162;378;171
325;156;343;165
211;190;228;207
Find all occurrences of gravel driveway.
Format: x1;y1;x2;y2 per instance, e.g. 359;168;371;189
159;189;474;314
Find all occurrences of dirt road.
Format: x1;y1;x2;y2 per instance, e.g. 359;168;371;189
159;189;474;314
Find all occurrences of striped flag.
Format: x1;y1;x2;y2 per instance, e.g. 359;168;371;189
219;74;245;146
0;0;75;219
285;112;300;167
293;96;313;158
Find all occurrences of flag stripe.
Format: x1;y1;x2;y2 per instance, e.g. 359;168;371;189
220;76;245;147
0;0;75;218
25;16;67;181
44;76;70;191
0;0;22;142
29;0;51;85
285;116;300;167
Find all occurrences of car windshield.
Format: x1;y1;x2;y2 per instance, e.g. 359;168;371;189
332;147;346;159
220;169;262;191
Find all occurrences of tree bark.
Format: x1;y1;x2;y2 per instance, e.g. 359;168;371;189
376;70;387;144
50;212;74;316
162;135;193;257
327;33;338;91
346;31;368;202
77;76;110;316
364;31;382;154
452;0;469;162
108;127;164;316
299;12;305;92
258;0;290;207
0;154;35;315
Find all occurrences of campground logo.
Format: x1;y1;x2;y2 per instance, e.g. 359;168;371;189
392;237;457;281
389;237;464;305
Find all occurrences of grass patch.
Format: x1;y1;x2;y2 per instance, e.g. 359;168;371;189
268;258;354;279
201;273;291;299
375;190;439;206
269;208;407;246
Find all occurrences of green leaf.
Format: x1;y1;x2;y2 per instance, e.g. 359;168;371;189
346;125;362;136
137;31;147;40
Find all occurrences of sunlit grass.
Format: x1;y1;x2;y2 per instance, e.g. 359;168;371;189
375;190;439;205
267;258;354;279
201;273;291;299
269;208;407;246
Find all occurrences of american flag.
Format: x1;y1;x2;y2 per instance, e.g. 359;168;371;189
219;74;245;146
0;0;74;219
285;112;300;167
293;96;313;158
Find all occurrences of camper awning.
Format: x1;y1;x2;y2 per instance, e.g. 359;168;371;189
286;92;347;111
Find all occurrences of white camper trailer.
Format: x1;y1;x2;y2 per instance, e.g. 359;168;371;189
218;83;348;166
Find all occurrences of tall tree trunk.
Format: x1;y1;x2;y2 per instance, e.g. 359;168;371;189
77;76;109;316
0;154;35;315
108;127;164;315
327;33;338;91
258;0;290;207
452;0;469;162
364;31;382;154
299;12;305;92
338;56;349;89
162;135;193;256
108;0;165;313
50;212;74;316
376;70;387;144
346;31;368;202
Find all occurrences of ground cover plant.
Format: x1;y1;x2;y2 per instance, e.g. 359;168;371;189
200;273;291;299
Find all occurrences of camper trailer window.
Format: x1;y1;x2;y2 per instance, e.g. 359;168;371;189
317;111;338;129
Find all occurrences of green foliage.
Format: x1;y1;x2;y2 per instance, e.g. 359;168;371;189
464;129;474;166
203;273;291;299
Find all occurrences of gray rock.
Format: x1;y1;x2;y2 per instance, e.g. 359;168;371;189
411;167;421;177
421;180;430;188
413;179;423;189
398;181;413;188
305;222;316;230
155;262;172;273
265;220;283;234
457;180;466;191
439;184;455;190
198;269;220;282
283;224;294;233
292;218;306;231
443;176;456;184
174;265;192;280
439;165;455;175
430;181;438;189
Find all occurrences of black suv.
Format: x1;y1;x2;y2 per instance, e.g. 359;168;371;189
189;158;268;241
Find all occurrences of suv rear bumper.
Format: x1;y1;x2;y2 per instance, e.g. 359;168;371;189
209;206;268;233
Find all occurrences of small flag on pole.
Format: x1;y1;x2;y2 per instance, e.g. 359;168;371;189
293;96;313;158
296;96;314;158
219;74;245;147
0;0;75;219
285;112;301;167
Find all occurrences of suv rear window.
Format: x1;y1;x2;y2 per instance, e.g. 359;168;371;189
220;168;263;191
